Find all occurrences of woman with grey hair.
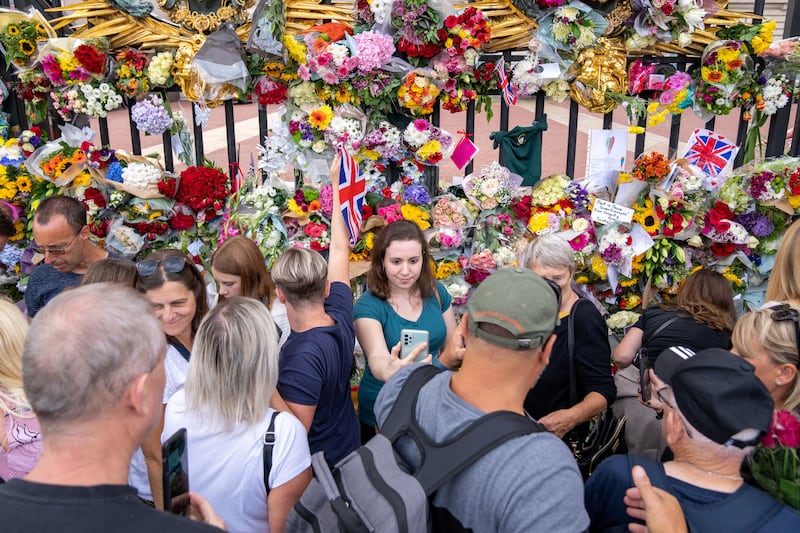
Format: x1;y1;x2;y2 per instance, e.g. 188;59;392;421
519;234;616;439
162;297;311;533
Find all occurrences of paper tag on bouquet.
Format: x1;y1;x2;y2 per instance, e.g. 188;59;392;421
450;134;478;170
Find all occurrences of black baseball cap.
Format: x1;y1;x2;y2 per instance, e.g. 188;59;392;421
654;347;774;447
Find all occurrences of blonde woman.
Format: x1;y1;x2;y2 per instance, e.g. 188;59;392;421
0;298;41;480
732;302;800;412
766;220;800;306
163;297;311;533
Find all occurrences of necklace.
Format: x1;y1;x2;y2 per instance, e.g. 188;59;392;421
678;461;743;481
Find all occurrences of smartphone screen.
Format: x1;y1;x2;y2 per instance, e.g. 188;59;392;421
639;354;651;402
400;329;429;361
162;428;190;515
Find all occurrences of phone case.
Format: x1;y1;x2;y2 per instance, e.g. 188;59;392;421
401;329;429;360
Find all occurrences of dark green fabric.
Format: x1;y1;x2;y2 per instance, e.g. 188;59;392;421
490;115;548;187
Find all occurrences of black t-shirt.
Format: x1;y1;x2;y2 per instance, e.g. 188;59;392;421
0;479;223;533
525;298;616;420
635;307;731;364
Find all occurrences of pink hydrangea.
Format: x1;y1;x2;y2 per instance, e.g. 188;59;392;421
354;31;395;74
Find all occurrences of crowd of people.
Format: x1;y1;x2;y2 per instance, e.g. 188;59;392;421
1;157;800;532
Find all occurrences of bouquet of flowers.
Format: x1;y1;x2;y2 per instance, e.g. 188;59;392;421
147;50;175;88
39;38;108;87
325;113;364;154
463;161;522;210
539;3;606;56
115;49;150;98
358;121;406;163
432;194;471;227
402;119;454;166
51;82;124;121
392;0;445;64
290;213;331;251
0;13;52;69
288;106;330;154
175;164;231;221
763;36;800;63
297;30;358;85
625;0;706;50
353;30;395;74
11;69;52;124
749;410;800;511
397;72;441;116
631;151;672;183
742;73;794;164
131;93;174;135
597;223;635;269
26;139;87;187
694;40;754;117
647;71;694;127
606;310;641;338
253;77;288;106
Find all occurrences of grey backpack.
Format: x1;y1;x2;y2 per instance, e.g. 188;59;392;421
285;365;545;533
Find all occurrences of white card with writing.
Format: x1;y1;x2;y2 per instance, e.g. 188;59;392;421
591;198;634;225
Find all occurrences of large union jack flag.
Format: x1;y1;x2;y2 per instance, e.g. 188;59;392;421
338;146;366;247
495;57;517;107
682;129;738;177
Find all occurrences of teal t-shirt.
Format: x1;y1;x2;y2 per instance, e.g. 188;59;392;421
353;281;452;427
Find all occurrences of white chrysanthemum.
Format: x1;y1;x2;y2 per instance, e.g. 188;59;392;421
552;22;570;42
328;43;349;67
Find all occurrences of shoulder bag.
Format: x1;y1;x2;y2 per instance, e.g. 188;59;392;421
567;299;627;479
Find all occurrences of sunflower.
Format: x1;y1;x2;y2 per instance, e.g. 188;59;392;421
6;24;20;36
18;39;34;56
633;198;660;235
35;22;47;35
15;175;32;193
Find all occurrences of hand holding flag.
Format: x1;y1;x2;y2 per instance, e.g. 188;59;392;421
337;145;366;247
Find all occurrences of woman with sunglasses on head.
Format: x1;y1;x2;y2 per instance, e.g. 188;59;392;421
519;234;616;440
732;302;800;413
131;249;209;509
0;298;42;481
211;235;290;348
353;219;464;443
766;220;800;307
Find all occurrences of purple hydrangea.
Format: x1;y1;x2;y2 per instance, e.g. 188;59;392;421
404;184;432;205
735;211;774;238
131;95;173;135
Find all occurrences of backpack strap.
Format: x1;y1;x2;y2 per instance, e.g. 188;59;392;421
167;337;191;363
567;298;587;407
263;411;280;494
379;365;546;495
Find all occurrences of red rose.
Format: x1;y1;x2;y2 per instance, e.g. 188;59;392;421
361;204;373;218
88;220;109;238
774;410;800;448
710;242;735;257
158;177;177;198
83;187;107;208
170;212;195;231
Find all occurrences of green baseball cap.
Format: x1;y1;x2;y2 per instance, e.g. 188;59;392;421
467;267;561;350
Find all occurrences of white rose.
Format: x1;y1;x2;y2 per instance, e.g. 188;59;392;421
572;218;589;232
678;32;693;48
687;235;703;248
312;140;327;153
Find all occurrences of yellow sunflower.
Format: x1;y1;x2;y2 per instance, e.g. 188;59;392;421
633;198;660;235
18;39;34;56
15;175;32;193
6;24;19;36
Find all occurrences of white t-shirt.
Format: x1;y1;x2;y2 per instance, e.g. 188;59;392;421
163;389;311;533
129;344;190;500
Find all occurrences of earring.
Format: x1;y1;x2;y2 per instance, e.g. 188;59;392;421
777;380;783;386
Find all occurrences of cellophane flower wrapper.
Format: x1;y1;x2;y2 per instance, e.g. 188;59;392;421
192;25;250;100
537;2;606;58
247;0;285;58
105;216;145;257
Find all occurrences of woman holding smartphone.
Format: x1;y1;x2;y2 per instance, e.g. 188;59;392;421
354;220;462;442
132;249;209;508
163;297;311;533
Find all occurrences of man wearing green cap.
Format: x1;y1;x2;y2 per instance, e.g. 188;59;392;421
374;267;589;531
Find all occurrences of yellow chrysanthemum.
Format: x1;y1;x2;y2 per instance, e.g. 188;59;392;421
400;204;431;230
788;195;800;209
72;171;91;188
284;35;307;65
590;254;608;280
752;20;776;54
527;212;551;234
620;278;638;288
722;268;744;287
364;232;375;250
435;260;461;280
716;47;739;64
575;273;590;285
308;105;333;130
15;175;32;193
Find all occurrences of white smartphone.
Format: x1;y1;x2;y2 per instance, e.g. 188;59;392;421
400;329;429;361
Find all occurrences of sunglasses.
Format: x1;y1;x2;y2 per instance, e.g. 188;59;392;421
31;232;80;256
769;304;800;366
137;256;189;277
543;278;563;310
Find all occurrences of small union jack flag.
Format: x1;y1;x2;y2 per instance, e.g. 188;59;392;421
495;57;517;107
338;146;366;247
682;129;738;178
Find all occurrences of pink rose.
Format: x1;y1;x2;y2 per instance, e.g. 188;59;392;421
470;250;496;271
775;410;800;448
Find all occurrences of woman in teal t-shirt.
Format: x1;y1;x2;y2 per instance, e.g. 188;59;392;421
354;220;459;442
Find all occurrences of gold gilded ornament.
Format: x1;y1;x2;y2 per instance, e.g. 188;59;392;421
567;38;627;114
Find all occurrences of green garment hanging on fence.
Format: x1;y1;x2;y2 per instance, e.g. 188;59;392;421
490;115;548;187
